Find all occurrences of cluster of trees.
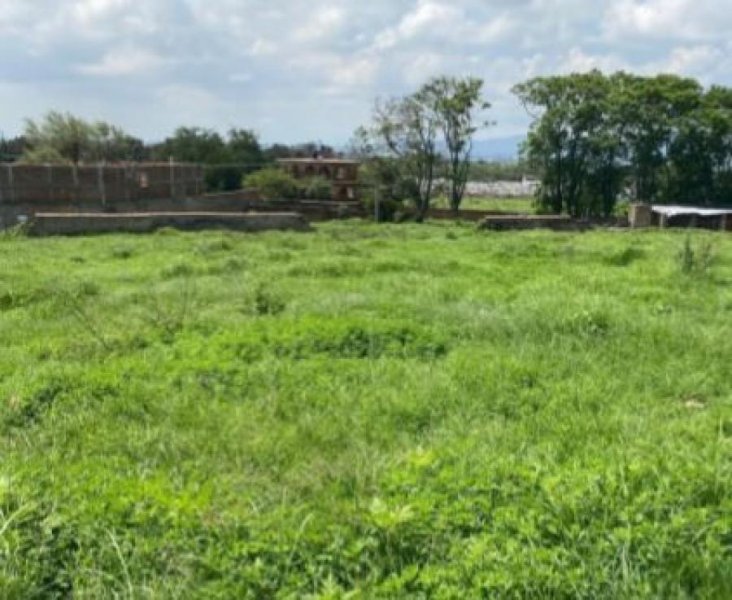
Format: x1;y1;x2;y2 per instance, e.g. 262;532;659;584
354;75;491;220
0;112;338;193
152;127;265;191
515;71;732;216
19;112;145;165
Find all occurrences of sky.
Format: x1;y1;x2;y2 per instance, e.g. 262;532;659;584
1;0;732;155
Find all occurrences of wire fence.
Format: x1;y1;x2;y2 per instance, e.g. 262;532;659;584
0;163;203;206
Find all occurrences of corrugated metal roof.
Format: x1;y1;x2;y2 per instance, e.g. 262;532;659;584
651;205;732;217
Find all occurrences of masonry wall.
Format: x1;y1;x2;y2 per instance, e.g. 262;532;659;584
0;163;204;228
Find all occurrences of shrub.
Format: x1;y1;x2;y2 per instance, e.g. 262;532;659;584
206;165;245;192
677;237;715;276
243;168;298;200
300;176;332;200
362;197;405;222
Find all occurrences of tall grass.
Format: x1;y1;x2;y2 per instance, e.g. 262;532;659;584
1;223;731;597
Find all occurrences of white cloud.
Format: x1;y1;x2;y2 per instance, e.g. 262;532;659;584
294;6;346;42
72;0;131;26
77;46;168;76
248;39;277;57
562;47;630;74
605;0;730;41
374;1;463;49
476;14;516;44
0;0;731;148
663;45;721;74
154;84;229;128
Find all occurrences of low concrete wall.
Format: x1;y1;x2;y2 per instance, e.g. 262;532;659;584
200;195;366;221
478;215;629;231
428;208;519;222
29;212;312;236
1;192;364;229
479;215;576;231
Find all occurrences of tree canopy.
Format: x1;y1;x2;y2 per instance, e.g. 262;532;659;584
514;71;732;216
356;75;490;219
22;111;144;165
152;127;266;191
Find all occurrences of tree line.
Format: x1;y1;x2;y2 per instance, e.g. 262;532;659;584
0;112;338;192
515;71;732;215
356;71;732;219
5;70;732;214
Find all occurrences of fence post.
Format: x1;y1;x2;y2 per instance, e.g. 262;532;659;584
7;164;14;205
46;164;52;204
169;157;175;200
98;164;106;208
72;164;79;205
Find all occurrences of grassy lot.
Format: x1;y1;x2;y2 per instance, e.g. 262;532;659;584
432;195;536;213
1;221;731;598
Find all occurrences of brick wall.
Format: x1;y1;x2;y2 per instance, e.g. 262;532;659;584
0;163;203;206
0;163;204;228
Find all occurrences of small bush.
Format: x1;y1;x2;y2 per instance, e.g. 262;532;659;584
252;284;287;316
614;199;631;217
605;245;645;266
0;223;29;239
0;485;79;597
300;176;332;200
196;238;233;255
110;245;135;260
243;168;298;200
362;197;405;222
678;237;715;275
161;262;196;279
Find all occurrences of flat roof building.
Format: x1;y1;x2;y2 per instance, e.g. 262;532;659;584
277;158;360;201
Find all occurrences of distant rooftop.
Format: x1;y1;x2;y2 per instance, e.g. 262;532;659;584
652;205;732;217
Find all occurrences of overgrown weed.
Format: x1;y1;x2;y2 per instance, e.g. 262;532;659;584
678;236;716;276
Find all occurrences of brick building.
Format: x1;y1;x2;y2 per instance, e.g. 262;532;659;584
277;158;360;201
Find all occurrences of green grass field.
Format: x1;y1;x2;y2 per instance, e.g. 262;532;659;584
1;221;731;598
432;196;536;213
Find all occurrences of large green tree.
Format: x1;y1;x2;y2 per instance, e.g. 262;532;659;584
358;94;440;221
357;76;491;220
514;71;619;216
419;76;491;214
154;127;265;191
22;111;142;165
514;71;732;215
